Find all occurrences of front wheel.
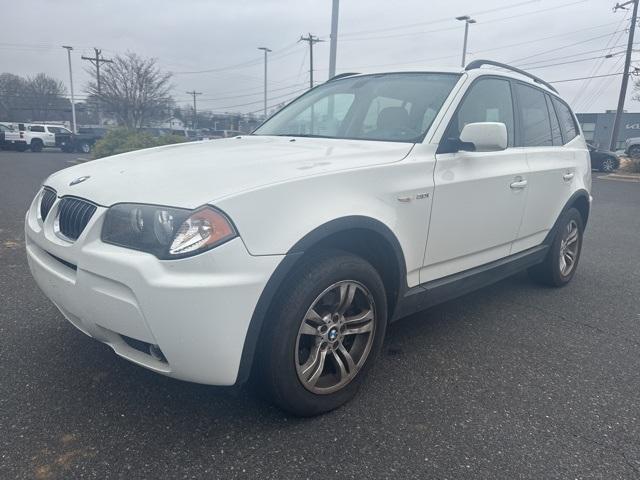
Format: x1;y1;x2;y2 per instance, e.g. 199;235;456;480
599;157;617;172
629;145;640;159
528;207;584;287
257;250;387;416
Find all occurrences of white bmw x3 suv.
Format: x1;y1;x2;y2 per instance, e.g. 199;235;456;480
26;60;591;416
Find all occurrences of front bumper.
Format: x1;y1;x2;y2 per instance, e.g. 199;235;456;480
25;190;283;385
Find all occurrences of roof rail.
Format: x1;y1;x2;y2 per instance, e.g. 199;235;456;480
465;59;558;94
327;72;360;82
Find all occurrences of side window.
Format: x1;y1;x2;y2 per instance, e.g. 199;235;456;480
552;97;578;143
514;84;552;147
449;78;514;147
29;125;45;133
545;95;563;146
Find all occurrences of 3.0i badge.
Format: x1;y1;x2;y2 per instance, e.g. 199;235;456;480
69;175;90;186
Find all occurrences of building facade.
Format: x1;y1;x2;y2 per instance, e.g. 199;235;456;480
576;111;640;151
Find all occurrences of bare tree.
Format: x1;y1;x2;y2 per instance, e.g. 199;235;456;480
0;72;69;122
87;52;173;128
0;73;28;120
26;73;68;121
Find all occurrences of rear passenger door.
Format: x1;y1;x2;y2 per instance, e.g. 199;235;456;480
512;83;578;253
423;77;529;283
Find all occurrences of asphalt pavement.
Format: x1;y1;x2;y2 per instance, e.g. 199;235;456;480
1;150;639;479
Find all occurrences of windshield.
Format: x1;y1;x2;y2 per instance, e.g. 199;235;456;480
254;73;460;143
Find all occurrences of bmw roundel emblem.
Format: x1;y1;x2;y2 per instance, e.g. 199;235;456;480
69;175;90;186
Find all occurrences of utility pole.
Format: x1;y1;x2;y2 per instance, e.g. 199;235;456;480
186;91;202;130
456;15;476;68
81;48;113;126
610;0;639;151
328;0;340;79
299;33;324;88
62;46;77;133
258;47;272;119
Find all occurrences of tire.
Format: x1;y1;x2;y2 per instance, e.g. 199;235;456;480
30;140;43;152
629;145;640;159
528;207;584;287
257;249;388;416
78;142;91;154
598;157;617;173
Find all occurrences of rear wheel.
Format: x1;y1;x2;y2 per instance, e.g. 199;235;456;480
528;207;584;287
78;142;91;154
257;250;387;416
30;140;43;152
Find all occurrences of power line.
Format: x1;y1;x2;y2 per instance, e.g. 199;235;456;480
339;0;588;42
522;53;624;71
549;72;625;83
572;14;630;107
338;0;539;38
516;43;634;68
507;31;625;64
476;0;588;25
184;86;308;112
171;43;299;75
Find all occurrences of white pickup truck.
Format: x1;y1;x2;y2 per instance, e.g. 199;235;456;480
0;123;26;150
19;124;73;152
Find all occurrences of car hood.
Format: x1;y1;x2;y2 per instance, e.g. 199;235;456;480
45;136;414;208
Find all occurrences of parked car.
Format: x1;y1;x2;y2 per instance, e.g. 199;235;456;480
625;136;640;158
587;143;619;172
25;60;591;416
59;127;108;153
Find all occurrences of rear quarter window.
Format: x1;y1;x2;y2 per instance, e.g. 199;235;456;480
552;97;578;143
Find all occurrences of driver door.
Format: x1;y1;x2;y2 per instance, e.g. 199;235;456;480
421;77;529;283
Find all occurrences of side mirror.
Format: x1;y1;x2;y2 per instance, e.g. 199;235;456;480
459;122;508;152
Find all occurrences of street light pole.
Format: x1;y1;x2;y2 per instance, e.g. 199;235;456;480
258;47;272;119
62;46;77;133
328;0;340;79
456;16;476;68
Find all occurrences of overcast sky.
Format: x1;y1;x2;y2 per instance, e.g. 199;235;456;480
1;0;637;114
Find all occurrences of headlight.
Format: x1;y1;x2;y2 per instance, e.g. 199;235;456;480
102;204;237;259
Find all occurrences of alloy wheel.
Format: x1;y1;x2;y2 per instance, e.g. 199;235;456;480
295;280;376;395
601;158;615;172
559;219;579;277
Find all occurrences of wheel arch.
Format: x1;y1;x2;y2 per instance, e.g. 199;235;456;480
235;216;407;385
544;189;591;245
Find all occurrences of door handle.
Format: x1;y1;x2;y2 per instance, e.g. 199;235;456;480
510;179;528;189
563;172;575;181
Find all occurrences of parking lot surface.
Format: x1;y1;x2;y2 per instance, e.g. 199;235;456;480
1;150;640;479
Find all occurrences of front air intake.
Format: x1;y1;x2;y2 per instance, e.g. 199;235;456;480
57;197;97;240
